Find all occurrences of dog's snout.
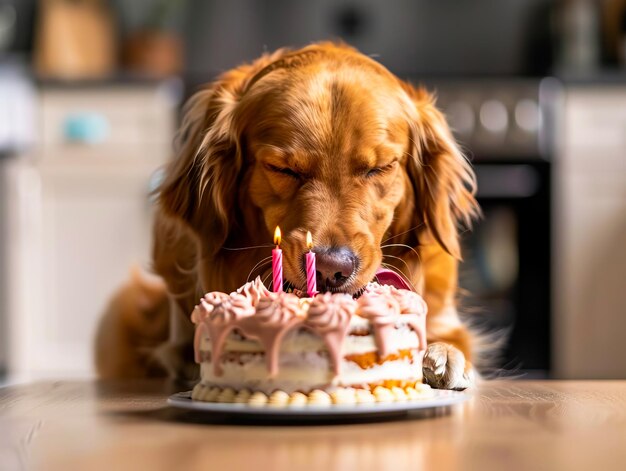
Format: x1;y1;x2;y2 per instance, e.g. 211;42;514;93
313;246;358;290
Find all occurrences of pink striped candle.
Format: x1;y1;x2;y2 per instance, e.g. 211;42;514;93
305;231;317;297
272;226;283;292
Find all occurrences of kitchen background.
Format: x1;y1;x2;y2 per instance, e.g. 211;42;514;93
1;0;625;382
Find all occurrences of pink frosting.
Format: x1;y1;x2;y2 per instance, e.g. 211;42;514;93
307;293;356;330
238;292;303;376
403;313;427;353
193;292;254;370
305;293;356;375
356;292;401;358
193;281;429;378
392;290;428;316
254;293;301;324
357;292;401;321
191;291;230;324
364;281;394;296
391;290;428;352
209;293;255;323
365;282;428;315
232;276;270;306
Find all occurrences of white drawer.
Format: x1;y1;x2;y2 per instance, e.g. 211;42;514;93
38;82;180;162
564;88;626;151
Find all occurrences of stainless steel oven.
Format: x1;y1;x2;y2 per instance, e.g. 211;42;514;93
429;78;558;377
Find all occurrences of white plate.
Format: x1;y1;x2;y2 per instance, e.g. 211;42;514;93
167;390;471;421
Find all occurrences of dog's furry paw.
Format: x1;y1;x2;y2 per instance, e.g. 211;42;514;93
422;342;474;390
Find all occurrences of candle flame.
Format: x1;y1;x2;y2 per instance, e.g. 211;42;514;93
306;231;313;250
274;226;281;246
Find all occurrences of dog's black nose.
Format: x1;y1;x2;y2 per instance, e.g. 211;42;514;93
314;247;358;290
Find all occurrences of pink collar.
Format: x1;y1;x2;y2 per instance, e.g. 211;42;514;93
374;268;413;291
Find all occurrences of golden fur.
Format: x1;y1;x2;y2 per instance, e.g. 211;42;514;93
96;43;480;389
95;266;169;378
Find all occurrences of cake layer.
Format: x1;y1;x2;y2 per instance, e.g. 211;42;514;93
199;350;423;395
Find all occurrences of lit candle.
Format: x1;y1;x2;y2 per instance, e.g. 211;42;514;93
305;231;317;297
272;226;283;292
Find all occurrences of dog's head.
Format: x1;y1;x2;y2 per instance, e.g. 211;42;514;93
159;43;478;295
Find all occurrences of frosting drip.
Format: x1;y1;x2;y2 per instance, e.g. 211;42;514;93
356;292;401;358
305;293;356;375
364;284;428;353
192;291;231;363
237;293;303;376
202;293;255;373
394;290;428;352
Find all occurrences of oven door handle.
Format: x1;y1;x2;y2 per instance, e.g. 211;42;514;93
474;164;540;198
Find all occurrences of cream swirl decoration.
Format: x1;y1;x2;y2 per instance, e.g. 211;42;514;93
306;292;356;332
392;289;428;316
191;291;229;324
208;293;255;324
356;292;400;325
363;282;427;315
363;282;394;296
233;276;270;306
255;292;300;325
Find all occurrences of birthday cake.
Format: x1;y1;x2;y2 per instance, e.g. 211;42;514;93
190;278;433;406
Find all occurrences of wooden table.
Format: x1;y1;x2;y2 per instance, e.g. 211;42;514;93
1;380;625;471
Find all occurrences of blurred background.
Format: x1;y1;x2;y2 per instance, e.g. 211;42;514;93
0;0;625;383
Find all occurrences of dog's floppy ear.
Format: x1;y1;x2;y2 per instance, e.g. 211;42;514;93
403;85;480;259
157;50;288;254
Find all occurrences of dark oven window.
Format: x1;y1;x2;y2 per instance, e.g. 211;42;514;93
460;161;551;377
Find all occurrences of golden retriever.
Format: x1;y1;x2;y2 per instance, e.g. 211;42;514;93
96;42;480;390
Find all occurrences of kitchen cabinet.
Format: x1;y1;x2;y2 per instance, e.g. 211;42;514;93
4;81;180;380
553;84;626;378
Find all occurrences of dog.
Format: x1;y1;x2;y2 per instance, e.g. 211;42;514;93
96;42;480;390
95;266;170;379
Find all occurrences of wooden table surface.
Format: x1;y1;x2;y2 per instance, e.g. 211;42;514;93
1;380;625;471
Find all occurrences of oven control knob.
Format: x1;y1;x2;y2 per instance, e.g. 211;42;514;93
514;99;541;133
445;101;475;137
479;99;508;134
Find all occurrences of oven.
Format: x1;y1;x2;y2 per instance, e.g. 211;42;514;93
463;160;551;375
430;78;558;377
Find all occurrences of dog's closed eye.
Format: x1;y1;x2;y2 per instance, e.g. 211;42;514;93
365;161;398;179
265;163;302;180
